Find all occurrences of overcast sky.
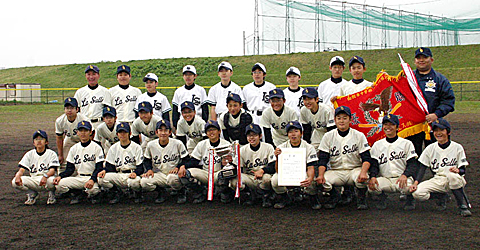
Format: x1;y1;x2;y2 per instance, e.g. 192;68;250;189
1;0;478;69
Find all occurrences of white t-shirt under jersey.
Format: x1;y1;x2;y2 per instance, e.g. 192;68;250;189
317;77;348;108
207;81;245;115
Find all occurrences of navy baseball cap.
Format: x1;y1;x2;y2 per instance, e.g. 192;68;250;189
286;120;303;133
77;120;92;131
302;87;318;98
64;97;78;107
432;118;451;132
252;63;266;73
335;106;351;117
117;65;131;75
85;65;100;73
226;93;242;104
269;88;285;99
382;113;399;126
102;106;116;117
245;123;262;135
156;119;172;130
138;101;153;113
349;56;365;67
33;130;48;141
116;122;131;133
181;101;195;111
415;47;433;58
205;120;221;130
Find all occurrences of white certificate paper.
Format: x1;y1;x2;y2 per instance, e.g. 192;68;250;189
278;148;306;186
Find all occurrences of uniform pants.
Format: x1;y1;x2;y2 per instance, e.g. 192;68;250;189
322;168;367;191
188;168;220;185
271;173;317;195
412;173;466;201
140;172;183;192
229;173;272;191
12;176;56;192
98;173;141;191
56;176;100;196
368;176;413;195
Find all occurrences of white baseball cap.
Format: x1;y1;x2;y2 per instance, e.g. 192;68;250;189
285;66;301;77
218;61;233;71
143;73;158;82
329;56;345;66
182;65;197;75
252;62;266;73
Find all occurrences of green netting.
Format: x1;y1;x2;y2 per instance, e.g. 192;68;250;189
267;0;480;31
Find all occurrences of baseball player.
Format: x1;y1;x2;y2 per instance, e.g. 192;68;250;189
242;63;276;124
55;97;89;167
260;88;298;147
93;106;120;156
53;121;105;205
218;93;253;145
172;65;209;128
283;67;304;118
97;122;144;204
367;114;418;210
315;106;372;210
317;56;348;108
74;65;112;129
175;101;207;154
12;130;59;205
338;56;373;97
300;87;335;149
103;65;142;123
410;119;471;217
141;120;189;204
207;61;246;120
135;73;171;121
271;121;320;209
131;101;162;151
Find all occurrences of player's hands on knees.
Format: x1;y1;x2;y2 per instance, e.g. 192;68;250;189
330;96;338;104
169;167;179;174
449;167;460;173
222;155;233;166
177;166;186;178
85;179;94;189
14;176;23;186
315;174;325;185
409;181;418;193
357;171;369;183
274;148;282;156
142;170;154;178
53;176;62;185
253;169;264;179
368;177;378;191
396;175;408;189
39;176;48;186
97;170;106;178
129;173;137;179
300;177;313;187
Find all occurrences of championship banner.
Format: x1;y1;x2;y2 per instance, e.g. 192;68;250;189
207;149;215;201
334;70;429;146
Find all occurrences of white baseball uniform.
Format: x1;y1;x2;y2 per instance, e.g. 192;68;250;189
12;149;59;192
189;138;231;184
175;115;206;154
93;121;120;155
207;81;245;116
299;104;335;149
135;92;172;118
131;115;162;150
339;79;373;96
260;105;298;147
317;78;348;108
55;113;90;162
104;85;142;123
74;85;112;128
242;81;276;123
283;87;304;118
172;84;208;118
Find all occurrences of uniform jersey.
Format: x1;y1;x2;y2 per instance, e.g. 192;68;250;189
131;115;162;140
278;140;318;168
66;141;105;175
317;78;348;108
299;104;335;148
218;109;249;130
283;87;304;118
135;91;172;118
318;128;371;170
18;149;60;177
242;81;276;113
191;138;231;172
144;138;188;174
339;79;373;96
260;105;298;146
419;141;468;177
207;81;245;115
172;84;208;118
94;121;120;149
371;137;417;178
176;115;206;152
104;85;142;123
55;113;90;141
74;85;112;120
106;141;143;172
240;142;276;173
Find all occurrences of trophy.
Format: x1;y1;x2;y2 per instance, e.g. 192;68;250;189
215;142;240;178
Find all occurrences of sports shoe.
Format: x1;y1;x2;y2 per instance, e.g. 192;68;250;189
309;195;322;210
376;192;387;210
46;191;56;205
109;191;121;204
273;193;289;209
24;191;38;206
435;193;448;211
458;205;472;217
356;188;368;210
403;195;416;211
176;189;187;204
134;191;144;204
70;195;81;205
262;192;273;208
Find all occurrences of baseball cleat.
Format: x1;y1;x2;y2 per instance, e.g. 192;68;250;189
46;191;56;205
458;205;472;217
24;192;38;206
69;195;81;205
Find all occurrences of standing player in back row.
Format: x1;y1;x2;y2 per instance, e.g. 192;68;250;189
317;56;348;109
135;73;171;121
242;63;276;124
339;56;373;97
283;67;304;118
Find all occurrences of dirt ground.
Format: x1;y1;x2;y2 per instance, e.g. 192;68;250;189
0;107;479;249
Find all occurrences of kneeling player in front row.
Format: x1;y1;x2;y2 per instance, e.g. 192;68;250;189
12;130;59;205
219;93;253;145
368;114;418;210
97;122;144;204
141;120;189;204
409;119;472;217
316;106;372;210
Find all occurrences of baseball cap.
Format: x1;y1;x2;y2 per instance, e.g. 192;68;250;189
77;120;92;131
286;67;301;77
156;119;172;130
116;122;131;133
349;56;365;67
286;120;303;133
382;113;399;126
143;73;158;82
302;87;318;98
138;101;153;113
33;130;48;141
245;123;262;135
117;65;131;75
64;97;78;108
205;120;221;130
432;118;451;132
415;47;433;58
330;56;345;67
252;62;266;73
183;65;197;75
180;101;195;111
102;106;116;117
85;65;100;73
218;61;233;71
335;106;352;117
269;88;285;99
226;93;242;104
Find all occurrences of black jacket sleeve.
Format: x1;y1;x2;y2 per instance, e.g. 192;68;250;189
360;151;372;164
302;123;313;143
131;135;140;145
402;158;418;178
369;158;379;178
243;102;249;112
176;156;190;168
162;112;170;123
134;163;144;176
143;158;153;171
414;163;428;182
201;103;209;122
326;125;336;132
262;161;276;174
59;162;75;178
263;128;275;148
172;104;180;128
318;150;330;168
177;135;187;147
91;161;104;182
185;157;202;169
105;161;117;173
